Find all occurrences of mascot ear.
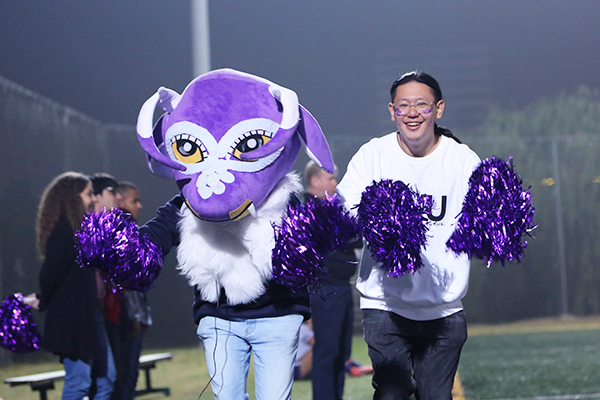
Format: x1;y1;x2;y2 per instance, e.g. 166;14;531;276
238;84;300;160
146;116;174;179
136;88;186;171
297;105;335;174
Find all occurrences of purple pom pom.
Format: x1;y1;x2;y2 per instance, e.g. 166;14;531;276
76;209;163;291
446;157;536;267
0;293;42;353
272;194;359;290
357;179;433;277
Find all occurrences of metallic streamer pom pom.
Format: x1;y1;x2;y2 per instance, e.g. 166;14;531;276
357;179;433;277
446;157;536;267
0;293;43;353
272;194;359;291
76;209;163;291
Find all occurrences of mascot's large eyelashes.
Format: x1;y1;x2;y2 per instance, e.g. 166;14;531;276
231;130;272;161
171;134;208;164
164;121;217;176
165;118;282;179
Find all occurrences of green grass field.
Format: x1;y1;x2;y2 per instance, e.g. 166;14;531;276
2;317;600;399
461;317;600;400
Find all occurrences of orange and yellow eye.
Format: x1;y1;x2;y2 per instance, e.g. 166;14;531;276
232;131;272;161
172;135;207;164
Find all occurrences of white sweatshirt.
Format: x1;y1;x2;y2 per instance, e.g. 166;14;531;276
337;133;480;321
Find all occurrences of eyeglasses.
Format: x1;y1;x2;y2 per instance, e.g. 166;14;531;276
392;101;436;116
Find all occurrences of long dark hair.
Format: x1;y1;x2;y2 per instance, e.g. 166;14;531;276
36;172;90;257
390;70;461;144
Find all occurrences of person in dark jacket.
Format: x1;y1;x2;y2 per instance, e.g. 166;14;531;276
26;171;116;400
303;161;363;400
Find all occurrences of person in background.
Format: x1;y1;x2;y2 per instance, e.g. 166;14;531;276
90;173;124;399
90;173;118;213
293;319;315;381
336;71;480;399
26;171;115;399
303;161;369;400
115;182;142;221
115;181;152;400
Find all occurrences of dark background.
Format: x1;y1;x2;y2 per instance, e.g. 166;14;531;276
1;1;599;350
2;1;600;135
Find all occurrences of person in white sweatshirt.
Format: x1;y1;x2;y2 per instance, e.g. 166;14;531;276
336;70;480;400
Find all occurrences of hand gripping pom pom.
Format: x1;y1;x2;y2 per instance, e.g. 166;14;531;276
76;209;163;291
0;293;42;353
272;194;359;291
357;180;433;277
446;157;536;267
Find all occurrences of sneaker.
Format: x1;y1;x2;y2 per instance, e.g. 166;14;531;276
345;360;373;377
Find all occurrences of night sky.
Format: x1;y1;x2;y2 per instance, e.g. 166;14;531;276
1;0;600;138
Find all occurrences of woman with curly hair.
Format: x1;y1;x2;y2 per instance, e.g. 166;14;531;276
27;171;115;399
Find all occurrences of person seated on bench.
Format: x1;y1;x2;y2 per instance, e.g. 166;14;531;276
24;172;116;399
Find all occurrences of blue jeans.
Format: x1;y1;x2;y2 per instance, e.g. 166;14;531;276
197;314;303;400
62;309;116;400
362;309;467;400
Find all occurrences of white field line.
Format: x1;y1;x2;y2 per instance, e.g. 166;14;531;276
489;394;600;400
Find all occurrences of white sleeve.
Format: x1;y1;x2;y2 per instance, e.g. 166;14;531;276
462;149;482;192
336;144;374;217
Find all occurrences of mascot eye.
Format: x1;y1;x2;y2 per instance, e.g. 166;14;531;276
171;134;208;164
231;130;272;161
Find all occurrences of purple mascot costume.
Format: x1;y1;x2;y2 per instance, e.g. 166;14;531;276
78;69;357;400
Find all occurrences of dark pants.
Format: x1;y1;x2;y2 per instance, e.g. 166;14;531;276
121;325;146;400
362;309;467;400
106;307;131;400
311;284;354;400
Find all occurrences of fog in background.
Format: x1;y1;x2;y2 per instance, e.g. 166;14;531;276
1;1;599;351
2;1;600;135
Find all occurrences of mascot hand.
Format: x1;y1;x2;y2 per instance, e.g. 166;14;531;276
272;194;359;291
76;209;163;291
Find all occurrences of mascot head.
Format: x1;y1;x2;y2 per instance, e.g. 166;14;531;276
136;68;334;222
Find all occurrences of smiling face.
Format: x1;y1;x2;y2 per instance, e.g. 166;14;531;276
388;81;445;157
93;187;116;212
79;182;94;212
117;188;142;221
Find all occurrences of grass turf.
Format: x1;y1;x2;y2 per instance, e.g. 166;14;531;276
1;317;600;399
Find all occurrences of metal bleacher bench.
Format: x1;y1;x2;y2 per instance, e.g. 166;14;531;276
3;352;172;400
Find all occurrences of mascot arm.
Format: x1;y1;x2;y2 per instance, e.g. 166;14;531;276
139;195;184;255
